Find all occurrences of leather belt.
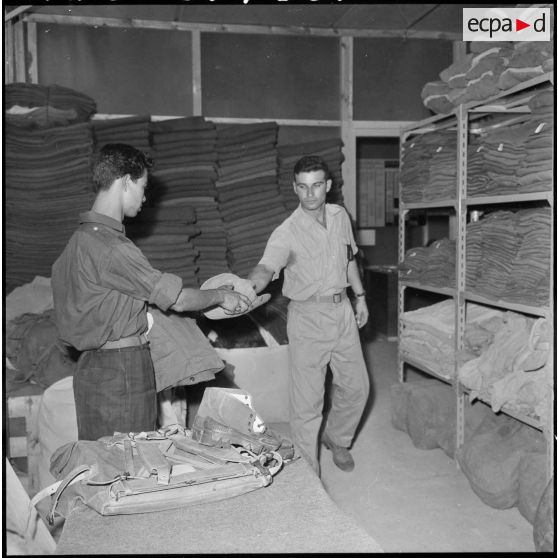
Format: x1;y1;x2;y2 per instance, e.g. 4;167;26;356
303;290;347;304
99;334;148;350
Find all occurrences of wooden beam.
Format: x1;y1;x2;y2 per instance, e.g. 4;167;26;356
14;19;26;82
354;120;415;137
5;21;15;83
93;114;341;127
191;30;202;116
4;5;32;22
340;36;357;221
24;13;462;40
26;21;38;83
452;40;467;62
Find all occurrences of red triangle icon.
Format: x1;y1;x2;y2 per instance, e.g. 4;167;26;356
516;18;530;31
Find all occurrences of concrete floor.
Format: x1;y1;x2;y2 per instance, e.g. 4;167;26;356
318;336;536;553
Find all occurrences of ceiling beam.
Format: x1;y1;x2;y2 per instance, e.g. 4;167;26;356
5;5;32;22
24;13;462;40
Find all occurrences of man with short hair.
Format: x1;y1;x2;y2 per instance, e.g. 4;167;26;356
245;155;370;475
52;143;254;440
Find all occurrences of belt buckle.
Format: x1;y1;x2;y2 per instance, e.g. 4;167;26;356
333;293;342;303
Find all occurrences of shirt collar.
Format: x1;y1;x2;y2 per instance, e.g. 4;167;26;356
79;210;125;233
293;203;341;229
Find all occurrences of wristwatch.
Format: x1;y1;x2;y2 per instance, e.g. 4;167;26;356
354;291;366;298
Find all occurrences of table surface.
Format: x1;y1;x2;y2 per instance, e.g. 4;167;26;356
55;455;383;554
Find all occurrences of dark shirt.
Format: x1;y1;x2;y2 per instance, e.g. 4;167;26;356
51;211;182;351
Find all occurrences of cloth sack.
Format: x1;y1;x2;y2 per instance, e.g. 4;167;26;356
35;430;282;520
5;310;77;388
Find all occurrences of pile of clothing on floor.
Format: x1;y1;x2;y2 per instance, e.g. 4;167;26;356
421;39;553;114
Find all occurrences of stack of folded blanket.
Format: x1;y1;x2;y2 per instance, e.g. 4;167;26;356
125;205;199;287
400;130;456;203
516;88;554;192
92;115;151;153
149;117;223;285
467;88;553;196
466;208;551;307
468;121;531;196
399;238;455;288
4;82;97;126
215;123;286;276
5;120;95;291
277;138;345;211
421;39;553;114
190;199;229;284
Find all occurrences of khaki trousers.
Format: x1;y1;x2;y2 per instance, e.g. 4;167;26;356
286;298;370;475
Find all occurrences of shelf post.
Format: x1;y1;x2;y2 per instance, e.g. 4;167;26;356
455;103;468;455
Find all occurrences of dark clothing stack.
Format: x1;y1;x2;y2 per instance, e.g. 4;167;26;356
468;122;530;197
399;238;455;289
215;122;285;276
400;134;431;203
5;121;95;291
278;138;345;212
422;131;457;202
516;89;554;192
402;207;551;308
421;41;552;114
4;82;97;124
191;200;229;285
92;115;151;153
148;117;221;285
400;130;456;203
466;208;551;307
126;205;200;287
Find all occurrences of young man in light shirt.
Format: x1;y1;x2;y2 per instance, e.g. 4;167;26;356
245;155;370;476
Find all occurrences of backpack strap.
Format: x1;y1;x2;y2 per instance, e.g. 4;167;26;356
46;465;91;524
135;441;171;485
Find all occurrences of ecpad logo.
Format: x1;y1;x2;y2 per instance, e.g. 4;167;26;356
463;7;550;41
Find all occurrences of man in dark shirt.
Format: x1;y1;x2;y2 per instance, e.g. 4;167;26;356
52;143;254;440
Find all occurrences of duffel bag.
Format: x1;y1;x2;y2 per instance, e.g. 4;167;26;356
31;429;282;521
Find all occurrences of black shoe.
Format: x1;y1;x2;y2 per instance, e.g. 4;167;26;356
322;432;354;472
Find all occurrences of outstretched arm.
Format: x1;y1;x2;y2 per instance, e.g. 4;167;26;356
169;287;251;314
247;264;275;294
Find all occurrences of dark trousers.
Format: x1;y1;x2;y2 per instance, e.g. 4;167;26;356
73;344;157;440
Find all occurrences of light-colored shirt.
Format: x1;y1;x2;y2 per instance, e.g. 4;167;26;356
51;211;183;351
258;203;358;301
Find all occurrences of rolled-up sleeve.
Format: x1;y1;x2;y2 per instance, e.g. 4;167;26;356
101;241;183;309
149;272;183;310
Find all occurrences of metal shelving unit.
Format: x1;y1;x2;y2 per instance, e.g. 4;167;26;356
398;72;554;482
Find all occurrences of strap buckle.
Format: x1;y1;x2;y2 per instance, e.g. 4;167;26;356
333;293;342;303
